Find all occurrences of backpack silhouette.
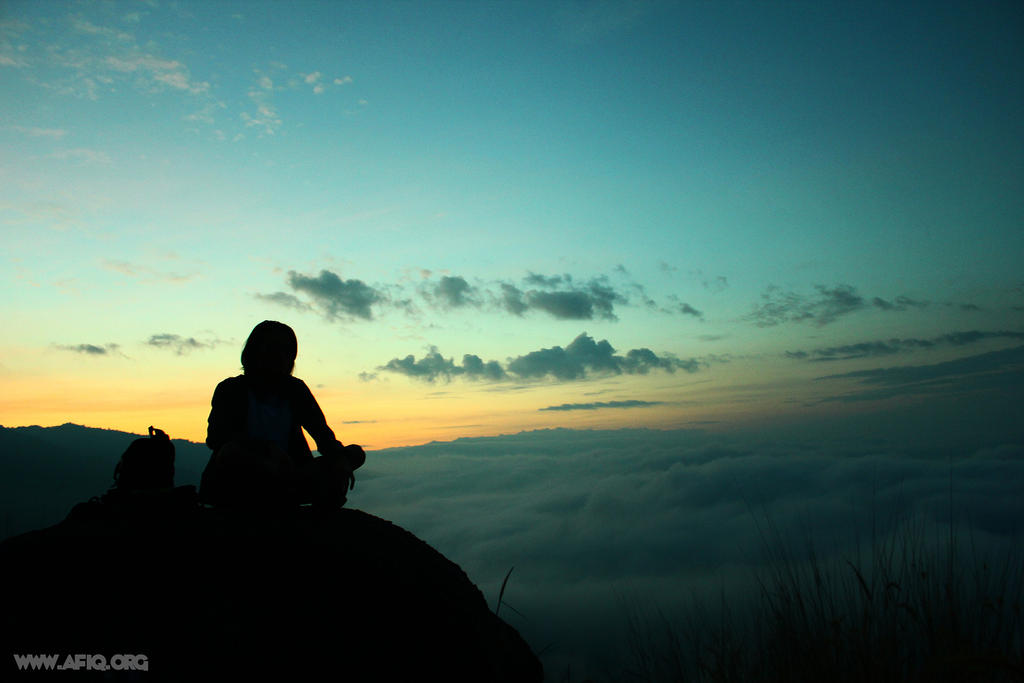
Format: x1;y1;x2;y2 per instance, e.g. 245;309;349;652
113;426;175;491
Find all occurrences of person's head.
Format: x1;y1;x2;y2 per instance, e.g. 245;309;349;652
241;321;297;378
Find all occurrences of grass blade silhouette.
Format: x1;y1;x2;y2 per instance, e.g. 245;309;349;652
496;566;514;617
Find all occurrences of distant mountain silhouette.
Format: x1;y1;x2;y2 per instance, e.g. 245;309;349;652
0;424;209;539
0;449;542;681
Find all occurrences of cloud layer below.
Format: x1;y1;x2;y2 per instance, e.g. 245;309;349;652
354;423;1024;677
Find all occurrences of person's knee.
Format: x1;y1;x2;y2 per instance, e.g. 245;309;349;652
200;439;296;507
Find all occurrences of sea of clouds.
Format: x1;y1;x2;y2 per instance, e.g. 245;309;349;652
352;426;1024;677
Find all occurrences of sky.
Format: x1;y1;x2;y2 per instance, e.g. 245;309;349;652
2;0;1023;451
2;2;1023;678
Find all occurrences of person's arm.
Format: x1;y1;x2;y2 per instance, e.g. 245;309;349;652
294;378;366;473
206;379;240;451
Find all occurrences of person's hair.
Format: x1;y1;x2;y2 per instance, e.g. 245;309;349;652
241;321;297;377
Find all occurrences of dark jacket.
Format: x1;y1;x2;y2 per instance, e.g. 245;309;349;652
206;374;363;468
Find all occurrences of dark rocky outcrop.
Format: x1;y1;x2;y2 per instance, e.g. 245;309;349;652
1;492;542;682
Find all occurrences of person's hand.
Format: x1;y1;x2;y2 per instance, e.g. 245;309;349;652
344;443;366;471
330;446;356;491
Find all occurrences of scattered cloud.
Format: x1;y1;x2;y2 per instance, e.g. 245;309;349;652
528;290;607;320
241;102;282;136
499;283;529;316
539;400;665;411
285;270;383;321
666;294;703;319
103;54;209;94
6;9;214;106
101;260;193;283
145;333;220;355
5;126;68;139
814;344;1024;403
748;284;866;327
254;291;313;312
379;349;507;383
786;330;1024;362
54;343;120;356
424;275;479;309
263;268;660;322
376;333;700;383
499;274;627;320
49;148;112;165
872;296;928;311
689;271;728;292
0;54;28;68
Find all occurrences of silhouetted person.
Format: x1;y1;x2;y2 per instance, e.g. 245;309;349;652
200;320;365;508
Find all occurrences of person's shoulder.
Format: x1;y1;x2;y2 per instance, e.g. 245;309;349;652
285;375;313;393
214;375;247;393
283;376;319;405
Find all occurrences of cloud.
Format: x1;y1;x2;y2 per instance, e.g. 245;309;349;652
9;10;213;102
378;348;506;383
507;334;619;380
50;148;112;165
786;330;1024;362
686;270;729;292
101;54;208;94
286;270;383;321
425;275;478;309
378;333;700;383
254;291;312;312
54;343;120;355
872;295;929;311
814;344;1024;403
496;277;627;319
666;295;703;319
145;333;219;355
523;277;625;321
241;102;282;135
101;259;192;283
619;347;699;374
490;273;627;320
6;126;68;139
353;423;1024;677
526;291;599;320
749;284;865;327
539;400;665;411
524;272;568;288
0;54;27;68
499;284;529;316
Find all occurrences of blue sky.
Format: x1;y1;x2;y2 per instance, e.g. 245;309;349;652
1;0;1022;447
2;2;1024;678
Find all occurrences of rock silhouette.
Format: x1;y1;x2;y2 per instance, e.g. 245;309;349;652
1;492;542;682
